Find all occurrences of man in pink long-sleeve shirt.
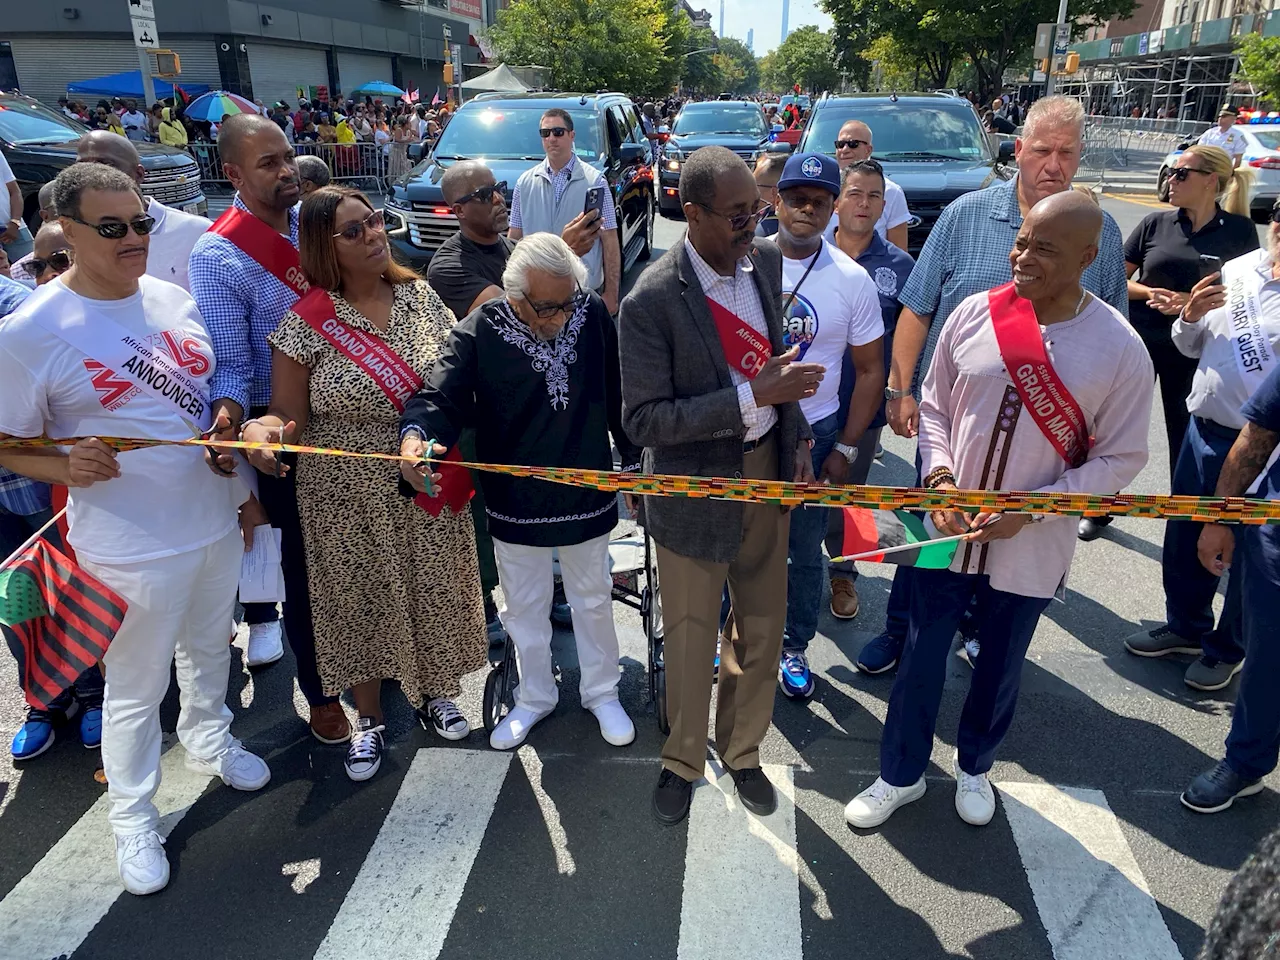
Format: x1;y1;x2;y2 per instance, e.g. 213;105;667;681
845;191;1155;830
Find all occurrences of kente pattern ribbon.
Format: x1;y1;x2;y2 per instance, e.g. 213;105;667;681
5;435;1280;525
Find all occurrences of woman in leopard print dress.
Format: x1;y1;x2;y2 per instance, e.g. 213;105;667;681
242;186;486;782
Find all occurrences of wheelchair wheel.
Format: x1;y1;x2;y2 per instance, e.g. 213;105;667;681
483;666;505;733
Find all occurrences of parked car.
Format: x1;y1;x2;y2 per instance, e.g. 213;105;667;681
383;92;655;270
0;91;207;231
1157;123;1280;219
788;92;1016;255
658;100;770;217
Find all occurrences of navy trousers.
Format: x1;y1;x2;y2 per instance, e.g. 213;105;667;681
879;447;924;643
881;568;1050;786
1164;417;1245;663
1224;523;1280;780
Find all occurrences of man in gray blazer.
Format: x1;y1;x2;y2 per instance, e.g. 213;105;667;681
620;146;825;826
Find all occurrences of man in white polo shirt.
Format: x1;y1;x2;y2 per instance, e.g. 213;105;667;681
823;119;912;252
1198;106;1248;169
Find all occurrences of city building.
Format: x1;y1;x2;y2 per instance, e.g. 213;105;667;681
680;0;713;31
1;1;485;108
747;28;754;53
781;0;790;43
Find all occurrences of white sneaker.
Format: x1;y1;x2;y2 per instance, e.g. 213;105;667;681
186;740;271;791
953;752;996;826
489;705;551;750
246;620;284;667
589;699;635;746
115;830;169;896
844;776;927;829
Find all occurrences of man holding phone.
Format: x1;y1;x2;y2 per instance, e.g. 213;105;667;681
509;108;622;314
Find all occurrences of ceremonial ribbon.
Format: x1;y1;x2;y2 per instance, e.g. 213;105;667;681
5;434;1280;525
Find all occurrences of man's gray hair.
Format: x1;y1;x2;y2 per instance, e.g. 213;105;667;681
1022;95;1085;142
296;154;331;188
502;233;588;301
53;162;143;220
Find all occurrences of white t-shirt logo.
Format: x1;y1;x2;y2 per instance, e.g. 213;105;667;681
781;290;819;359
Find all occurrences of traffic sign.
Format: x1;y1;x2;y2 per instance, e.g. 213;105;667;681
131;16;159;49
1053;24;1070;57
442;24;452;41
1034;23;1054;60
127;0;155;18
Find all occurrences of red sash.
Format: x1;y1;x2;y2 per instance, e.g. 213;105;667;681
291;288;473;517
208;205;310;298
706;298;770;379
988;282;1093;469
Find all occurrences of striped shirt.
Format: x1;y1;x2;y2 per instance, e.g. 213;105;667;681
683;238;777;441
188;195;301;410
0;468;50;517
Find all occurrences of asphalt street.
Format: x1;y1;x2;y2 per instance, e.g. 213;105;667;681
0;196;1274;960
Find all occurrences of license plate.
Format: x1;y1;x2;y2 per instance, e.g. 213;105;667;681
183;203;200;214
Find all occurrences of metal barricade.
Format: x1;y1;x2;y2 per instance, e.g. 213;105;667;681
188;141;399;195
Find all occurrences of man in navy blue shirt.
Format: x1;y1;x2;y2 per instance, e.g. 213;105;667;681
1184;360;1280;813
824;159;916;629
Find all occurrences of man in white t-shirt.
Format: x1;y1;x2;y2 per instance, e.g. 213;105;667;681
0;148;34;263
771;152;885;698
0;163;270;897
76;131;212;291
823;119;912;252
1197;105;1247;169
119;99;149;141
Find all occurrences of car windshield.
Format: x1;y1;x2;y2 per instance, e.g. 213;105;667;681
673;105;766;137
0;98;85;145
432;105;602;160
1250;130;1280;150
805;101;990;161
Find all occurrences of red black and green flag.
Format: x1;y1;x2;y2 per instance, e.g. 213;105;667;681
0;539;126;709
833;507;959;568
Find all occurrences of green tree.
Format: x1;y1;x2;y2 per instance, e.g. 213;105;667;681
1236;33;1280;104
773;25;843;95
713;37;761;95
681;26;725;95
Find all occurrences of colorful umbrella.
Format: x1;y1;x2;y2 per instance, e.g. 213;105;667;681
352;80;406;98
184;90;259;122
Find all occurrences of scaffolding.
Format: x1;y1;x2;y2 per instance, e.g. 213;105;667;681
1054;49;1252;123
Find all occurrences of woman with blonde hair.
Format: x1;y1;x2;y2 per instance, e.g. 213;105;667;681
239;186;487;782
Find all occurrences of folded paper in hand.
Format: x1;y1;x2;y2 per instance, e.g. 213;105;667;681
239;525;285;603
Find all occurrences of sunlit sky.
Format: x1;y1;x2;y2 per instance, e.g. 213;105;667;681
715;0;834;54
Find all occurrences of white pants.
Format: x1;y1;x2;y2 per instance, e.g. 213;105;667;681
82;529;242;835
493;533;621;713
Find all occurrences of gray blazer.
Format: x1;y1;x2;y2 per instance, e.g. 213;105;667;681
619;237;811;564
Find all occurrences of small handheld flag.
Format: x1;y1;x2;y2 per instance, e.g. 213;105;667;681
832;508;960;567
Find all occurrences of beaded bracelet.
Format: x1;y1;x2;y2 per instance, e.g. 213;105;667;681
924;467;957;489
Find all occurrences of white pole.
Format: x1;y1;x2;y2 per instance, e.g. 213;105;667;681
1;508;66;570
137;47;157;108
1044;0;1070;97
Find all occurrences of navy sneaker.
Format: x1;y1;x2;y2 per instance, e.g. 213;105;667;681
11;705;67;761
79;703;103;749
856;633;903;675
779;651;815;699
713;634;722;683
1181;760;1264;814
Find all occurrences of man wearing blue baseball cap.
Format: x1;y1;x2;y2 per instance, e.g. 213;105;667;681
769;152;885;698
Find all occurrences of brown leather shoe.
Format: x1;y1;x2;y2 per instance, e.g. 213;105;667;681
830;577;860;620
309;702;352;744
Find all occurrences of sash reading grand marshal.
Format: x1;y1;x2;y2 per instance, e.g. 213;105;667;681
208;204;310;297
989;282;1092;469
707;298;771;380
291;288;473;517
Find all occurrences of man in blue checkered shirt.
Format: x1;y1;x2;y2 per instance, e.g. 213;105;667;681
853;96;1131;679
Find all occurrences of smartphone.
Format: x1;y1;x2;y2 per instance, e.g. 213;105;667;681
1200;253;1224;280
583;185;607;220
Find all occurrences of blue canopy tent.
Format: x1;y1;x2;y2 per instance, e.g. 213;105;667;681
65;71;210;101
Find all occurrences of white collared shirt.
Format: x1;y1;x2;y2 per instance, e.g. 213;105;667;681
683;237;778;441
1198;125;1246;157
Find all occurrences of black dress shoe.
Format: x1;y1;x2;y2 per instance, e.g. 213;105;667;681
653;768;694;825
1077;516;1113;542
728;765;777;817
1181;759;1263;814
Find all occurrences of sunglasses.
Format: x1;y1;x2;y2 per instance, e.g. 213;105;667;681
68;215;155;239
456;181;508;206
1170;166;1214;182
695;199;770;232
22;249;72;278
539;127;570;138
834;138;869;150
332;209;386;241
1270;207;1280;224
528;287;584;319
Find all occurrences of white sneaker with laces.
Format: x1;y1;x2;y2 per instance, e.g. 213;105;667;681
424;698;470;741
186;740;271;791
246;620;284;667
953;752;996;825
589;699;635;746
115;830;169;896
489;704;551;750
844;776;927;829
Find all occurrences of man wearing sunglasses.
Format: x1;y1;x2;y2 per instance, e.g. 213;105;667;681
23;221;73;286
825;120;911;253
509;109;622;315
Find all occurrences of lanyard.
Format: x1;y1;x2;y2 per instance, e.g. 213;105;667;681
780;247;822;318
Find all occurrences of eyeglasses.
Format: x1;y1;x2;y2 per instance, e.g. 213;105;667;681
834;138;869;151
67;215;155;239
1170;166;1215;182
539;127;570;138
332;209;386;241
456;181;507;206
1270;206;1280;224
695;199;770;232
528;287;584;319
22;250;72;279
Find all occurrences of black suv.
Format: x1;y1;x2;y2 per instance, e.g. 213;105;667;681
0;92;207;230
658;100;769;217
793;93;1015;255
384;92;655;270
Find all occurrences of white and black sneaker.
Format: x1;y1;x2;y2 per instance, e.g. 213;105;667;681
344;716;385;782
423;698;470;741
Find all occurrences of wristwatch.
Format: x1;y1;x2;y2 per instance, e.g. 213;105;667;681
885;386;911;400
833;442;858;465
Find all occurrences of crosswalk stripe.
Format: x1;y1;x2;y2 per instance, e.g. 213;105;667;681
677;762;802;960
312;747;512;960
0;742;211;960
1000;782;1182;960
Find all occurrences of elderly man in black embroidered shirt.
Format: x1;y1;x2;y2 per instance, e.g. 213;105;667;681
400;233;641;752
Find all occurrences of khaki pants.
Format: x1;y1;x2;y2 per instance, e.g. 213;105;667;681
657;433;790;781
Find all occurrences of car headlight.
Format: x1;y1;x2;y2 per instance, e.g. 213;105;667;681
666;159;681;171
